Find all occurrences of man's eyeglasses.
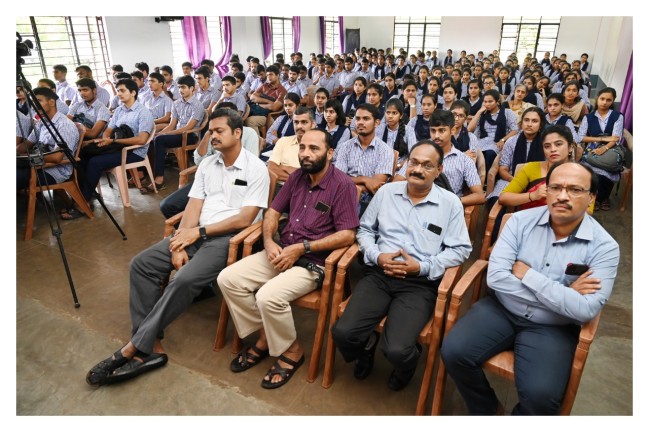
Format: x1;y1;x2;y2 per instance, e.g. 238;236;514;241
453;113;466;119
407;159;438;171
547;185;590;197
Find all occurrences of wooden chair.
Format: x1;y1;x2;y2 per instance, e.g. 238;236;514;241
619;129;632;212
321;243;462;415
24;123;94;240
431;214;603;415
166;109;209;171
259;109;284;140
102;127;157;207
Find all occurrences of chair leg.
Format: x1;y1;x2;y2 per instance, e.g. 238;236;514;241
66;184;94;219
306;305;328;383
213;299;230;351
24;186;38;241
322;269;348;388
619;169;632;212
430;360;449;415
113;167;131;207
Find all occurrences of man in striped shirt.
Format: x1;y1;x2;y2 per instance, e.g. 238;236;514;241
218;128;359;390
150;75;204;190
142;72;173;131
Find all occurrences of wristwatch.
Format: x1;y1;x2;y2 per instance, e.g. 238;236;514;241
303;240;311;254
199;226;209;241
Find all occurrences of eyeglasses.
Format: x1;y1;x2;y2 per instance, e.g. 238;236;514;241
453;113;466;119
407;159;438;171
547;184;590;197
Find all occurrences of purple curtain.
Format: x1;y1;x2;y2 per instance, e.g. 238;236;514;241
181;17;211;69
319;16;326;54
619;52;633;134
292;17;301;53
260;17;272;62
213;17;232;78
338;17;344;54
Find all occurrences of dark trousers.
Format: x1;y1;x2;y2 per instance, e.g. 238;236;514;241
441;295;579;415
17;168;57;190
153;134;198;177
483;149;498;174
331;265;439;372
128;234;233;354
596;175;615;203
79;152;144;201
160;181;193;219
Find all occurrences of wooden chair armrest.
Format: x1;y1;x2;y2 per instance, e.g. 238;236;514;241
479;201;503;260
163;212;184;237
179;166;198;188
579;312;601;344
227;221;263;265
437;265;462;297
450;260;489;302
324;245;350;268
337;243;360;271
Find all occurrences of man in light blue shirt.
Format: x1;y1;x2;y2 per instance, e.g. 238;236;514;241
441;161;619;415
332;140;471;391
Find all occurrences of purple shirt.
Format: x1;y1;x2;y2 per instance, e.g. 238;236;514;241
271;164;360;265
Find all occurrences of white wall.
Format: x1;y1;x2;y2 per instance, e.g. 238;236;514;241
555;16;601;64
104;17;174;71
356;17;394;51
590;16;632;92
231;17;263;62
102;16;632;92
440;17;503;57
299;16;321;56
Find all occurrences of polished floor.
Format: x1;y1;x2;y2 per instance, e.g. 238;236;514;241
15;169;633;417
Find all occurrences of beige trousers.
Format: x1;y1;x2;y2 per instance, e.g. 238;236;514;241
245;115;267;136
217;251;318;356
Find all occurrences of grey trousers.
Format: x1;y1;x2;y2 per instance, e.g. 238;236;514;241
128;234;233;354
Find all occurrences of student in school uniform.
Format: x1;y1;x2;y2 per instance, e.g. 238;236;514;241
283;66;308;105
322;98;351;149
545;93;579;145
342;77;368;126
311;87;329;129
462;79;484;119
407;93;436;141
375;98;417;171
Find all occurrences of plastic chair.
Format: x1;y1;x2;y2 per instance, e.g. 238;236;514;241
103;127;157;207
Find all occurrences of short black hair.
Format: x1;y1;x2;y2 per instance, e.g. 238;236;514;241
429;110;455;128
304;127;333;150
53;64;67;74
75;65;92;74
115;72;131;80
160;65;173;76
135;62;150;73
182;61;193;68
194;66;211;79
75;78;97;90
130;70;144;80
38;78;57;90
294;105;314;121
355;103;380;121
116;78;139;98
148;72;164;83
177;75;196;88
210;107;244;133
222;75;236;85
315;87;330;98
111;64;124;72
33;87;58;101
266;65;280;75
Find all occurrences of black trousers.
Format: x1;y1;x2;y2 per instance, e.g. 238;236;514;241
596;175;615;203
441;295;579;415
331;265;440;372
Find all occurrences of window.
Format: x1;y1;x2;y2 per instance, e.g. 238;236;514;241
169;17;225;73
324;16;340;55
270;16;293;62
16;16;112;87
499;16;560;60
393;16;441;55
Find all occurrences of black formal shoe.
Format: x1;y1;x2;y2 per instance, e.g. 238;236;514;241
106;352;168;384
353;332;379;380
85;348;129;387
387;367;417;391
387;343;421;391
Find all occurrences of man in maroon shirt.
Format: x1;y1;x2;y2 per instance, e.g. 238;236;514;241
218;128;359;389
245;65;287;136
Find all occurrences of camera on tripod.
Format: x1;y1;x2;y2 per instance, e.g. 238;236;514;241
16;32;33;65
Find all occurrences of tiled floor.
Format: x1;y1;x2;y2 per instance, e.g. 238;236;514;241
16;169;633;417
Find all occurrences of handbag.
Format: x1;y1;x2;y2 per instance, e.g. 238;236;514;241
582;135;625;172
80;124;134;158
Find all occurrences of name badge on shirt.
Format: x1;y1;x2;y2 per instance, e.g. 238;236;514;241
427;223;442;236
234;179;248;186
315;201;331;213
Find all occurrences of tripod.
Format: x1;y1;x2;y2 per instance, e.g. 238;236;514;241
17;39;128;307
